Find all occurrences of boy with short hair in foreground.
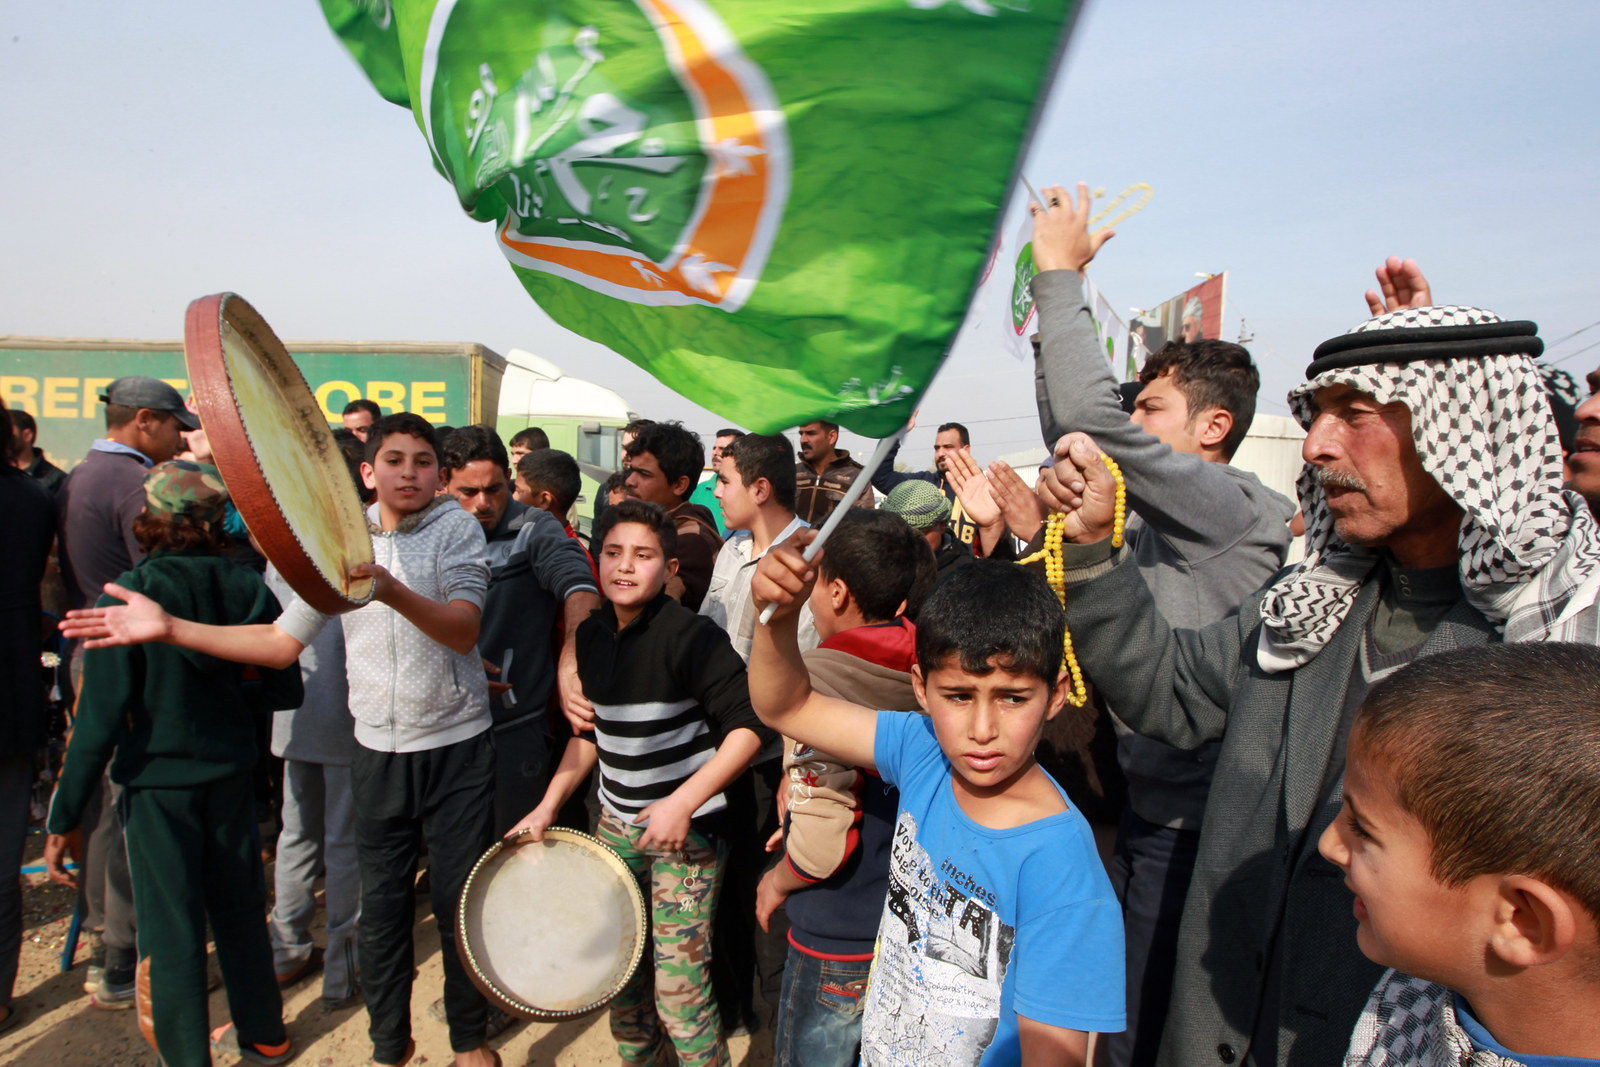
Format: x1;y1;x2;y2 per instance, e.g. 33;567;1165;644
511;499;773;1067
750;537;1124;1066
1320;643;1600;1067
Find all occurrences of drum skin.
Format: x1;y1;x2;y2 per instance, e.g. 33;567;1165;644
184;293;374;614
457;828;648;1021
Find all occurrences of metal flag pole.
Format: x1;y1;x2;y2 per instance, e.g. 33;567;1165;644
757;421;911;626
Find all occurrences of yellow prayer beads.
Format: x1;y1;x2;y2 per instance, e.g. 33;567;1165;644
1017;452;1126;708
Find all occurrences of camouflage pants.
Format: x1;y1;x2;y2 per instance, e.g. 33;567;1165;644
597;807;730;1067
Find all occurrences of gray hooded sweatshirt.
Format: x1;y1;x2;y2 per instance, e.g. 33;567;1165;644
277;497;491;754
1032;268;1295;828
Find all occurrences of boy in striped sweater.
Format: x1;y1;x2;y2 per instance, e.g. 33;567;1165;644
511;499;773;1067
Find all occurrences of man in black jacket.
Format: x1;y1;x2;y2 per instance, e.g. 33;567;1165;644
440;426;599;833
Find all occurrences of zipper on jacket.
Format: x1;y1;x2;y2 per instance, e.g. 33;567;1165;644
385;533;398;752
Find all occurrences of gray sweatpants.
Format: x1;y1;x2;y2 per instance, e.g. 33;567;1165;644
268;760;360;999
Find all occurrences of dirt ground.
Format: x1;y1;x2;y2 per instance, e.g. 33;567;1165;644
0;832;776;1067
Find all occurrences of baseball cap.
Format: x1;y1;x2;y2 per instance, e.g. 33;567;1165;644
143;460;229;525
882;480;951;532
100;377;201;430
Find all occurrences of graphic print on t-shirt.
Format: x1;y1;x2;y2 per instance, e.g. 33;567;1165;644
861;810;1015;1065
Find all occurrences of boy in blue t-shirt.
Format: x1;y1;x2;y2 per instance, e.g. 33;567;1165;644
750;534;1124;1066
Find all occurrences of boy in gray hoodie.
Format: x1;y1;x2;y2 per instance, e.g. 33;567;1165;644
62;413;498;1067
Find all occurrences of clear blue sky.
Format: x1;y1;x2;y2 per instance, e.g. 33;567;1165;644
4;1;1597;465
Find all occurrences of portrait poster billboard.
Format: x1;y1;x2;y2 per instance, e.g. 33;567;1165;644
1131;273;1227;356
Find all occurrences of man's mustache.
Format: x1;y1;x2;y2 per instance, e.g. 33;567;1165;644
1315;468;1367;492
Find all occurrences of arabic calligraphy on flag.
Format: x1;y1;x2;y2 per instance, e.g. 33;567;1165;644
320;0;1079;435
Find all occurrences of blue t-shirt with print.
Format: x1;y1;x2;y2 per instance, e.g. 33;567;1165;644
859;711;1124;1066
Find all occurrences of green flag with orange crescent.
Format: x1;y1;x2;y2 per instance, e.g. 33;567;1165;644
320;0;1077;436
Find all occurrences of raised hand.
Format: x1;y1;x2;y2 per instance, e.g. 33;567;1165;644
988;459;1046;543
1038;432;1121;545
945;448;1001;528
1364;256;1433;316
1031;181;1115;274
58;583;172;648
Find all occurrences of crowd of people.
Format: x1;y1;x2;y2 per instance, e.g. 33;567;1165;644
4;180;1600;1067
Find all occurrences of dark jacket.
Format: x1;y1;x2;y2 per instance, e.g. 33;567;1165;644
47;551;304;832
480;501;598;728
1061;547;1494;1067
22;448;68;495
666;499;724;613
795;450;875;527
0;470;55;758
867;442;983;547
58;447;148;610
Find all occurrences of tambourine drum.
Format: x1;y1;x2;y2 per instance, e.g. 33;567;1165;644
458;829;647;1020
184;293;374;614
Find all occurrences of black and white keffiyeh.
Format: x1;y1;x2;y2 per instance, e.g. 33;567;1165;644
1258;305;1600;672
1343;969;1491;1067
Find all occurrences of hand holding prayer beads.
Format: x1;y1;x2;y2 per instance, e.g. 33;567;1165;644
1019;451;1125;708
1038;432;1126;544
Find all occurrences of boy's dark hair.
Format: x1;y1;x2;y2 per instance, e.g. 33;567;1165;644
1353;643;1600;924
0;400;14;462
904;537;939;623
622;417;655;439
915;561;1064;684
331;427;373;504
623;420;704;496
725;433;796;511
603;470;627;496
440;424;510;475
715;428;745;441
9;408;36;437
510;425;550;451
937;422;970;447
363;412;438;467
818;511;925;624
518;448;582;513
1139;339;1259;459
343;398;382;419
592;498;678;561
132;512;229;555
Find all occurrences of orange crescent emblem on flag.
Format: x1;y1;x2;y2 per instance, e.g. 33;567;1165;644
491;0;789;312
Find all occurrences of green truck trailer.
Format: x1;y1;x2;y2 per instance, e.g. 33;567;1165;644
0;335;506;466
2;337;635;532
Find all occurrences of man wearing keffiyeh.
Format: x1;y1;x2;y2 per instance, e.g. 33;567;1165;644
1033;260;1600;1067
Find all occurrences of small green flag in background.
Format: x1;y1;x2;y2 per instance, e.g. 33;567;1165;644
321;0;1077;437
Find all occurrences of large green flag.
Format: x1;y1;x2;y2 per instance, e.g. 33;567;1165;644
321;0;1076;436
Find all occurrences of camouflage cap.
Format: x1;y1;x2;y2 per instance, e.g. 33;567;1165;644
144;460;229;524
881;479;950;531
